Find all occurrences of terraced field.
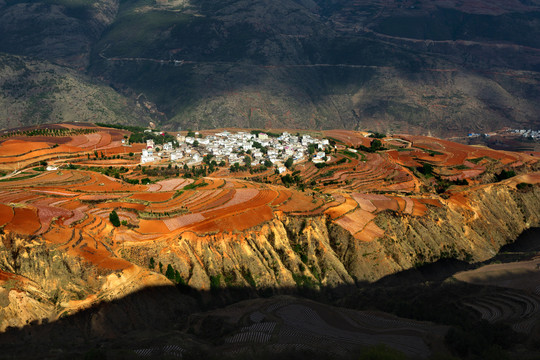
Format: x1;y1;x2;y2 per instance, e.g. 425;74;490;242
0;124;538;258
192;296;445;358
0;124;539;350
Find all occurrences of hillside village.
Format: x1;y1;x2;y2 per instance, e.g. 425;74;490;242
141;131;331;173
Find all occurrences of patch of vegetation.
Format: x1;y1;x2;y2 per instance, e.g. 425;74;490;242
516;182;533;191
183;181;208;190
109;210;120;227
469;157;487;164
1;127;96;138
0;173;40;182
250;130;280;138
368;132;386;139
355;139;387;153
416;147;444;156
416;162;434;176
292;273;317;289
241;269;256;288
340;150;358;159
495;169;516;182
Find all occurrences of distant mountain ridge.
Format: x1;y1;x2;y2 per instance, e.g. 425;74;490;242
0;0;539;134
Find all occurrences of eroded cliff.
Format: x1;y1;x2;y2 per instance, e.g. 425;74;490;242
120;179;540;296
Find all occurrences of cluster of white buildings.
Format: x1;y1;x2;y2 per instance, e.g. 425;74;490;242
140;131;332;171
509;129;540;140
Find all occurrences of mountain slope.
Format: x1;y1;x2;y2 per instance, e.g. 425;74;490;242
0;0;539;134
0;53;154;128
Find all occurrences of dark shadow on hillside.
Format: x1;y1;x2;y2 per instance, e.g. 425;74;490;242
1;229;538;358
0;270;532;359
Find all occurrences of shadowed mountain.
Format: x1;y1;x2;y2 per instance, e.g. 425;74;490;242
0;52;154;128
1;0;540;134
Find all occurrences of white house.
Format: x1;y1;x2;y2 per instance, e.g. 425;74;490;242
141;149;155;164
170;151;183;161
146;139;155;149
258;133;269;140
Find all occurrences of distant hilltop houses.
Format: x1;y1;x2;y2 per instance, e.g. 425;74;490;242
508;129;540;140
140;131;332;170
468;129;540;140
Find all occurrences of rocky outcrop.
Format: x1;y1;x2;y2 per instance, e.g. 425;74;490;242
0;231;175;331
122;181;540;295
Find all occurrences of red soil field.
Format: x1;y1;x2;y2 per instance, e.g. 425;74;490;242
323;130;372;147
163;213;206;232
324;195;358;219
138;219;172;234
0;140;50;156
334;209;376;236
0;125;537;277
354;221;385;242
131;192;173;202
0;204;14;227
278;191;323;214
188;205;274;233
4;207;41;235
270;190;292;207
42;225;74;245
95;202;146;211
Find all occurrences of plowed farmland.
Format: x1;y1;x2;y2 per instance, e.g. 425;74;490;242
0;123;539;351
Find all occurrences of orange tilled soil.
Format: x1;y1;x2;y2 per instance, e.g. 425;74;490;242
0;125;538;280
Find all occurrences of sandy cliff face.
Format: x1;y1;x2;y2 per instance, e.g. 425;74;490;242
122;181;540;293
0;231;173;331
0;175;538;330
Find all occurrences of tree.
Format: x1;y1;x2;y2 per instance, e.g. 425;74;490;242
285;157;294;169
371;139;383;151
165;264;175;281
244;155;251;167
109;210;120;227
149;257;155;269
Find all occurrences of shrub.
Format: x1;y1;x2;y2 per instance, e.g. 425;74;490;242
109;210;120;227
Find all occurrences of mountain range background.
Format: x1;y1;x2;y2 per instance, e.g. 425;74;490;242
0;0;539;135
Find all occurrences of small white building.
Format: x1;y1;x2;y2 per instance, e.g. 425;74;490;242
258;133;269;140
46;165;58;171
163;142;173;151
170;151;183;161
278;166;287;174
146;139;155;149
141;149;155;164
